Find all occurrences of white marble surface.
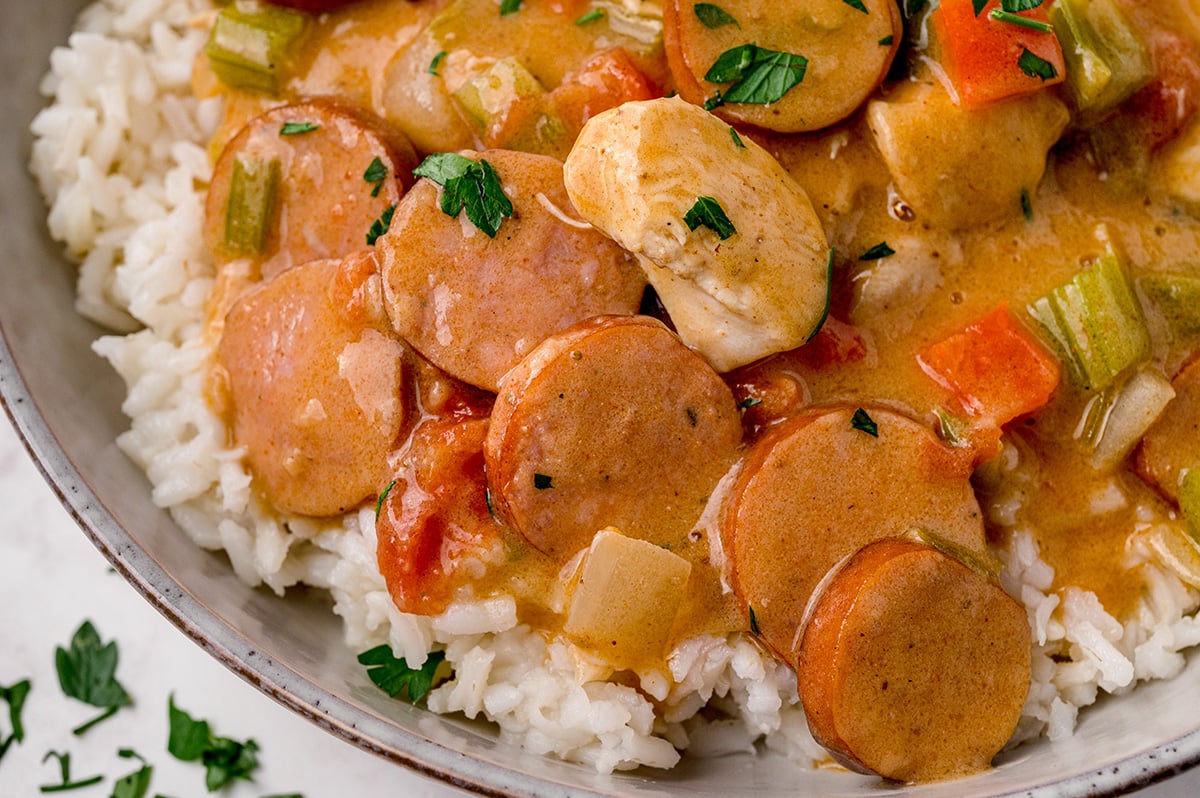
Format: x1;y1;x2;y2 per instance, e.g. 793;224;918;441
0;411;1196;798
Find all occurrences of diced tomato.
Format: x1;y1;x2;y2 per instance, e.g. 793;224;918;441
376;417;500;615
917;303;1061;426
932;0;1065;107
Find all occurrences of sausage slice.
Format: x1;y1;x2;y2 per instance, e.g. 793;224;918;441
722;404;987;666
378;149;646;392
205;99;419;281
215;251;411;516
797;537;1031;783
663;0;902;133
485;315;743;560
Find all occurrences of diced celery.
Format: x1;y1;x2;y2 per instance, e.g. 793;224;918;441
1140;273;1200;338
453;57;546;131
1143;522;1200;589
1182;470;1200;543
1028;244;1150;390
224;155;280;255
1049;0;1152;116
1078;368;1176;469
912;528;1002;580
591;0;663;51
205;2;309;95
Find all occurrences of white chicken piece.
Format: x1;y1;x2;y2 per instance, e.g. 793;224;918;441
562;96;832;373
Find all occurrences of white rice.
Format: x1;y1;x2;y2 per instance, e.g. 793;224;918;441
29;0;1200;777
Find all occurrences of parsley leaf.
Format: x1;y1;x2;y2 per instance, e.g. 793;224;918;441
694;3;739;28
1001;0;1045;10
878;34;894;45
55;621;131;735
739;397;762;410
39;750;103;793
1017;47;1058;80
859;241;895;260
366;204;397;246
704;44;808;106
684;196;737;240
851;407;879;437
748;605;761;635
112;750;153;798
363;156;388;197
990;9;1052;31
576;8;604;24
533;473;554;490
972;0;988;15
428;50;446;75
500;0;521;15
1021;188;1034;221
0;679;30;763
414;153;514;238
167;697;259;792
842;0;868;13
806;247;835;342
279;121;319;136
357;647;446;702
729;126;745;148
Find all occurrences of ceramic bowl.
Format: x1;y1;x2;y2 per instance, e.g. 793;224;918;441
4;3;1200;796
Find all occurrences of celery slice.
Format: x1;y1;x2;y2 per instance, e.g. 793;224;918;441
1140;273;1200;338
1048;0;1151;116
453;57;546;131
1078;368;1175;469
224;155;281;255
1028;246;1150;390
205;3;309;95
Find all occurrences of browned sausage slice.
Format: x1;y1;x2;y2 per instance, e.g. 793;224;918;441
1137;358;1200;505
797;537;1031;783
377;149;646;392
663;0;902;133
205;99;419;281
215;251;411;516
722;404;987;666
485;315;743;560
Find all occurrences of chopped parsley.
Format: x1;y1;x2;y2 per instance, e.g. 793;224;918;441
1017;47;1058;80
500;0;522;15
1021;188;1034;221
278;121;319;136
739;397;763;410
363;156;388;198
0;679;30;763
428;49;446;75
971;0;987;15
748;605;761;635
111;749;153;798
167;696;260;792
694;3;739;28
684;196;737;240
357;646;445;702
366;203;397;245
39;750;103;793
703;44;808;108
1001;0;1045;10
851;407;879;437
806;247;835;342
534;473;554;490
859;241;895;260
375;480;396;520
842;0;868;13
878;34;894;45
729;126;745;148
990;9;1052;32
55;621;132;736
414;152;514;238
575;7;604;25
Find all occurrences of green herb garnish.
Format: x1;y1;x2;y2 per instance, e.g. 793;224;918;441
704;43;808;107
357;646;445;702
859;241;895;260
972;0;988;15
375;480;396;520
684;196;736;240
1001;0;1045;10
414;153;514;238
279;121;319;135
167;696;259;792
851;408;879;437
806;247;835;342
39;751;103;793
991;9;1053;31
364;156;388;198
1021;188;1033;220
500;0;521;15
55;621;132;736
1017;47;1058;80
0;679;30;763
748;605;761;635
428;50;446;75
729;126;745;148
534;473;554;490
878;34;894;45
112;749;153;798
694;3;739;28
576;8;604;25
366;204;397;246
842;0;868;13
739;397;762;410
